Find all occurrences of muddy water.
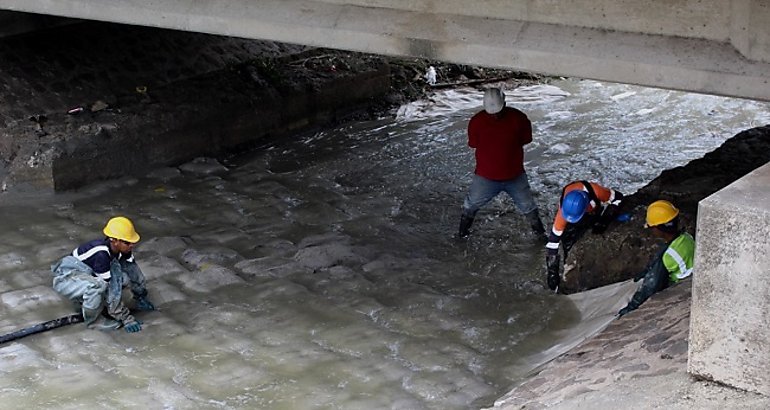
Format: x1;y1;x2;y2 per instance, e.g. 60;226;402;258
0;79;768;409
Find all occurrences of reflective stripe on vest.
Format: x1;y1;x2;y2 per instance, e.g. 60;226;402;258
665;247;692;280
72;245;112;280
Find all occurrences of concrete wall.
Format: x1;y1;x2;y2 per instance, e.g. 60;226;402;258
0;0;769;101
689;162;770;396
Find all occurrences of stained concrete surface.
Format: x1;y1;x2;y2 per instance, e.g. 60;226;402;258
488;280;770;410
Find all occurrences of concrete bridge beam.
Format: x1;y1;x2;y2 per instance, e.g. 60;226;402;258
0;0;769;101
319;0;770;65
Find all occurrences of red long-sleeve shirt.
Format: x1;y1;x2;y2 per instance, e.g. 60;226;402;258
468;107;532;181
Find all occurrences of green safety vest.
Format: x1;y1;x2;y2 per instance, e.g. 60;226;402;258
662;232;695;283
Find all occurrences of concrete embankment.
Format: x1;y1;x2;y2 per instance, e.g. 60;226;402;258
488;279;770;410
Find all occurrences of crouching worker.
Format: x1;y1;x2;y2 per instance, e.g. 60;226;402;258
51;216;155;332
545;180;624;290
618;200;694;318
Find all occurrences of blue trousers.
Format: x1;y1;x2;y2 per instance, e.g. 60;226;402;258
51;256;147;324
462;173;538;217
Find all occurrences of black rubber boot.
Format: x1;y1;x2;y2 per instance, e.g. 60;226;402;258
82;307;103;327
458;214;474;237
525;209;546;237
82;307;121;330
547;271;560;291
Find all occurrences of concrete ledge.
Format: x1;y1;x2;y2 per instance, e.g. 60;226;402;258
688;161;770;396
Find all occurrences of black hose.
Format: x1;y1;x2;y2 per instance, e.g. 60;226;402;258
0;314;84;345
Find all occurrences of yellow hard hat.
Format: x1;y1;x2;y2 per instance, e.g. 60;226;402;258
645;200;679;228
103;216;140;243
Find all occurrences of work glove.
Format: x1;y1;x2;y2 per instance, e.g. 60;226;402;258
592;204;618;234
617;305;636;318
124;320;143;333
546;254;560;291
616;213;631;223
135;297;156;311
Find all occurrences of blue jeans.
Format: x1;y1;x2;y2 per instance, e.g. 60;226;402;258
462;173;538;217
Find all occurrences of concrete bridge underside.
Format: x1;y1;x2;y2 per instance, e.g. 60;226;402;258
0;0;769;101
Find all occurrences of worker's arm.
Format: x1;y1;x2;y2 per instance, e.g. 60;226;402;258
590;183;624;234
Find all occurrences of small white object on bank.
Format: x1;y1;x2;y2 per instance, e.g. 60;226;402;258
424;66;437;85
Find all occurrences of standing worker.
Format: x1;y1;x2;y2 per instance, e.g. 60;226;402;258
618;200;694;317
458;87;546;238
51;216;155;333
545;180;624;290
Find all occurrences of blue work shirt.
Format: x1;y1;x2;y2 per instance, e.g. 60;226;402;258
71;238;134;280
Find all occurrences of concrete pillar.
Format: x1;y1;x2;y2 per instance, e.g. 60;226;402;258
730;0;770;64
688;161;770;396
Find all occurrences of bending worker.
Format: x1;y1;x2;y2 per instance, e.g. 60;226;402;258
545;180;624;290
51;216;155;333
458;87;546;238
618;200;694;317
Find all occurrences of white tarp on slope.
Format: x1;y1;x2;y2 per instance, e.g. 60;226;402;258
506;279;639;380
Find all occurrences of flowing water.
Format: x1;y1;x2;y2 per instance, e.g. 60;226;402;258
0;79;768;410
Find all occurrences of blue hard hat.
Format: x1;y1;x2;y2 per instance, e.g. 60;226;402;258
561;190;590;223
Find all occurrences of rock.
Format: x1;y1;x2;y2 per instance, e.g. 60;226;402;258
90;100;108;112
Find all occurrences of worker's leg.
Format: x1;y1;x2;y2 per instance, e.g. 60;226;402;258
459;175;503;236
503;172;545;235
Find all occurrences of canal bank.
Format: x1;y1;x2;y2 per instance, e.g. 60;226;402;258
0;19;532;192
0;21;392;192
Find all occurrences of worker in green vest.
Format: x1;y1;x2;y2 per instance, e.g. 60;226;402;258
618;200;695;317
